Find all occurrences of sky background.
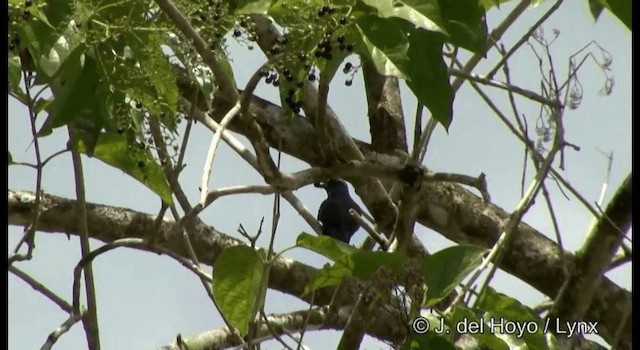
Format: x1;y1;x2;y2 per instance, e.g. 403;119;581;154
8;1;631;349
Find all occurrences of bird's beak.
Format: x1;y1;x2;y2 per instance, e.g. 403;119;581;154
313;182;327;188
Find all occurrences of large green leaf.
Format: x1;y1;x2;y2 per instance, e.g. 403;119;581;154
438;0;487;53
296;232;358;262
304;262;351;294
590;0;631;30
476;287;556;350
359;0;448;34
75;133;173;204
405;30;454;129
297;237;406;293
448;304;509;350
421;245;485;306
212;245;265;335
229;0;272;15
9;54;22;94
41;47;98;133
355;15;411;79
401;332;456;350
125;32;179;125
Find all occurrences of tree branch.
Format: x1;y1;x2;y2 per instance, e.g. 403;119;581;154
549;174;631;323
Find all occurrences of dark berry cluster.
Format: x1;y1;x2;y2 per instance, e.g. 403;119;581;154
285;89;303;114
312;5;354;60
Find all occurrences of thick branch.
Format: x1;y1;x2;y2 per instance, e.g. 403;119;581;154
549;174;631;328
8;190;408;345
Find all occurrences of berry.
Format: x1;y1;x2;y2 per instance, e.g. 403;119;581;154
343;62;353;73
346;44;354;52
308;73;316;81
339;17;348;25
272;79;280;87
337;35;346;44
345;79;353;86
25;0;32;7
135;102;143;109
233;28;242;37
137;160;145;168
298;51;307;61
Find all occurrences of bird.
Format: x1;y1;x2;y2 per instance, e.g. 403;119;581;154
314;179;363;243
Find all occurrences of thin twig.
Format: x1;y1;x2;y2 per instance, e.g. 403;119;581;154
67;124;101;350
200;57;283;205
9;265;73;313
449;69;559;107
486;0;564;79
10;71;44;264
199;101;241;204
40;310;86;350
349;209;389;250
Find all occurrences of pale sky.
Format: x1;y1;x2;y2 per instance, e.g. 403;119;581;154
8;1;631;349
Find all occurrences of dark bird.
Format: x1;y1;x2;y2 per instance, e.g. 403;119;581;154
315;179;362;243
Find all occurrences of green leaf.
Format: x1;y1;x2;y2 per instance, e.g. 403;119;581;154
355;15;410;78
589;0;605;20
212;246;265;335
478;0;512;10
422;245;485;306
304;249;407;294
296;232;358;262
401;332;456;350
75;133;173;204
448;304;509;350
9;54;22;93
125;33;179;122
438;0;488;53
349;251;407;278
592;0;631;30
304;262;351;294
359;0;448;34
230;0;272;15
34;98;53;116
476;287;554;350
40;46;96;134
405;30;454;130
